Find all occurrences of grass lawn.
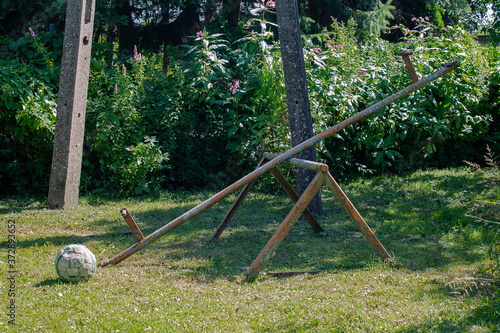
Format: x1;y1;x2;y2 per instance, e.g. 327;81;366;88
1;167;499;332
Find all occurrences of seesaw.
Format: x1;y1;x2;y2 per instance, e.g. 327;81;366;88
100;58;460;280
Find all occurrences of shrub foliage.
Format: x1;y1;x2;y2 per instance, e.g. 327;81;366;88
0;16;498;195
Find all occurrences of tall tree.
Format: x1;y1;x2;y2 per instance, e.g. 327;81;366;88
116;0;136;54
485;0;500;44
222;0;242;28
0;0;65;36
356;0;395;39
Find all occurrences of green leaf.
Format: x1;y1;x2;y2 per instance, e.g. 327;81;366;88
228;126;238;137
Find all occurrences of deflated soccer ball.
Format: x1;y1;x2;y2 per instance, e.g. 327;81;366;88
55;244;97;282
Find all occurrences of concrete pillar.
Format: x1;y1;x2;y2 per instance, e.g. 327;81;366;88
276;0;323;215
48;0;95;209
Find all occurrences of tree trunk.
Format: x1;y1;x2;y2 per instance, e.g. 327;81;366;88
222;0;241;28
161;5;170;74
105;25;116;67
116;0;135;55
163;5;200;45
276;0;323;215
306;0;320;23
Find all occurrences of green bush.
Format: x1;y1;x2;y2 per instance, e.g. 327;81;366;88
0;30;60;194
303;20;494;178
0;16;498;195
84;52;168;196
480;47;500;152
139;32;237;189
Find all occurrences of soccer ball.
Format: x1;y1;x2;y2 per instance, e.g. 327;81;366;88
55;244;97;282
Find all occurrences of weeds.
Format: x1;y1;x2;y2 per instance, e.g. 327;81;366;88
465;145;500;276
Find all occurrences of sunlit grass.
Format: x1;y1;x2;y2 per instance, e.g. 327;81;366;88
1;167;499;331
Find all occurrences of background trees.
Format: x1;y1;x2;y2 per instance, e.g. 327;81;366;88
0;0;498;195
2;1;493;49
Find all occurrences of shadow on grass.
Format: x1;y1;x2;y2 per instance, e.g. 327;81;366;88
0;195;48;214
34;278;66;287
34;278;95;287
0;191;155;214
0;215;144;252
96;170;492;279
3;168;495;281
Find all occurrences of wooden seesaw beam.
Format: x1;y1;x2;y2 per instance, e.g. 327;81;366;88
100;61;460;271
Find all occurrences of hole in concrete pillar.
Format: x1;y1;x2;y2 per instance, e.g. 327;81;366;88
295;101;299;104
83;36;89;45
78;113;81;118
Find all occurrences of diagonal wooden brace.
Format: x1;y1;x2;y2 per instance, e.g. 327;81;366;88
324;173;392;262
211;158;266;239
246;172;326;279
268;166;323;233
212;155;324;239
397;51;419;83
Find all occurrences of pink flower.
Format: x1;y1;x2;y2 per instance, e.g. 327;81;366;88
122;64;126;76
131;46;142;63
313;47;321;54
452;33;457;38
404;29;410;36
29;28;35;37
196;31;202;38
131;53;141;63
359;70;368;76
114;84;118;94
265;0;275;8
125;148;131;152
335;45;343;50
327;40;331;46
229;80;239;94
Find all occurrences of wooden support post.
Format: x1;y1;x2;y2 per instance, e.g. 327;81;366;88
268;167;323;233
121;208;145;242
325;172;392;262
246;172;325;280
211;157;267;239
